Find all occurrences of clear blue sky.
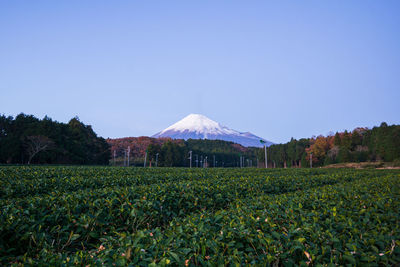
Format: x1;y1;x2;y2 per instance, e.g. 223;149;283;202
1;1;399;143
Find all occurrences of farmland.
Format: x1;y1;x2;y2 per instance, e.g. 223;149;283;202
1;167;399;266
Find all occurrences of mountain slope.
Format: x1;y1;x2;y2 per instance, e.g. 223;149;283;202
152;114;273;147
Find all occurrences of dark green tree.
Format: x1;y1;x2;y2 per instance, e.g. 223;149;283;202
0;113;110;165
351;130;362;149
333;132;341;146
341;130;351;150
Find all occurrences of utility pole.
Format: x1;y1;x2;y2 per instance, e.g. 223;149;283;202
189;151;192;168
264;145;268;169
113;150;116;166
310;152;313;168
127;146;130;167
200;155;203;168
144;150;147;167
124;149;127;167
155;153;159;167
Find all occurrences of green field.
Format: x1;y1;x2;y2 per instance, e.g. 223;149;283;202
1;167;399;266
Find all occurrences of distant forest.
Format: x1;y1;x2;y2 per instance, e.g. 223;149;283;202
264;122;400;168
1;114;399;167
110;122;400;168
0;114;110;164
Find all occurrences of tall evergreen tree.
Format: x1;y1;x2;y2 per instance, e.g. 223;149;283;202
333;132;341;146
351;130;362;149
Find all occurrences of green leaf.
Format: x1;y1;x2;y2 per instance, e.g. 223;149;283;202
71;234;80;241
297;237;306;243
342;254;356;264
169;252;180;263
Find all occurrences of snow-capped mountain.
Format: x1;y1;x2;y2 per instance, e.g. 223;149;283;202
152;114;273;147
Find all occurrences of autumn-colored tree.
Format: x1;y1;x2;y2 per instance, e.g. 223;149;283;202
310;136;331;164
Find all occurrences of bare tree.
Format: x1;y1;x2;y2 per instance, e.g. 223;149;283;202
26;135;54;164
327;146;340;162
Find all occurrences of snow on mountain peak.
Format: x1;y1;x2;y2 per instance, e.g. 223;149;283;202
160;114;236;136
152;114;273;147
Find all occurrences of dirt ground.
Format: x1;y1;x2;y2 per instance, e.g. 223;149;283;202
323;162;400;169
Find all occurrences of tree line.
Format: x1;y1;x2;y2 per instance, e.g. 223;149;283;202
109;137;259;167
260;122;400;168
0;113;110;165
146;139;259;167
2;114;398;168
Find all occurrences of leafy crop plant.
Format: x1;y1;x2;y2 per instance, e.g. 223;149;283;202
0;166;399;265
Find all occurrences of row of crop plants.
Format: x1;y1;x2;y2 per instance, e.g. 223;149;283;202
0;167;399;265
